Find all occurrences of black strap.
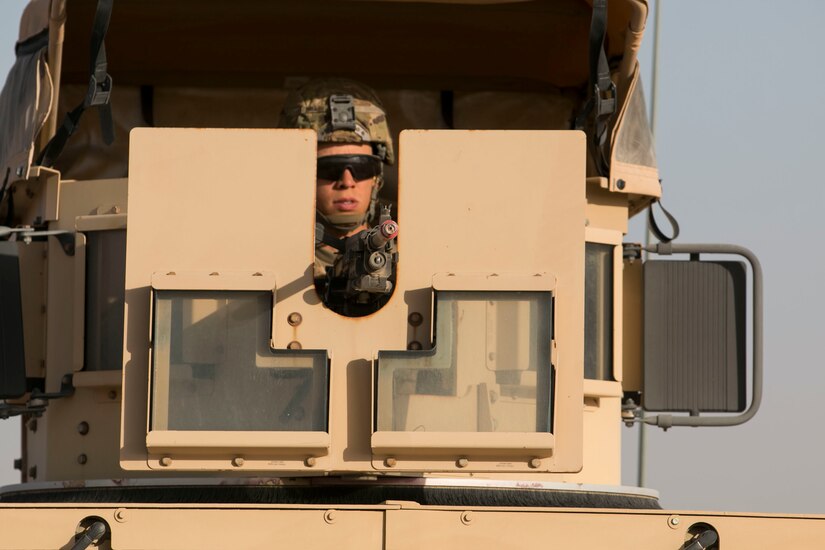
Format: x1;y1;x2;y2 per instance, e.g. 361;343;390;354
440;90;455;129
647;198;680;244
574;0;616;175
37;0;114;167
0;168;10;218
15;28;49;57
314;223;346;252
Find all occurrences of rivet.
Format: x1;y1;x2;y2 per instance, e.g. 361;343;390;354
456;457;469;468
107;390;118;400
287;340;302;350
407;341;422;351
384;457;397;468
668;515;681;528
460;511;473;525
287;312;303;326
408;312;423;327
616;179;626;190
114;508;127;523
77;454;87;465
159;456;172;467
324;510;337;524
232;457;245;467
305;457;317;467
77;421;90;435
529;458;541;469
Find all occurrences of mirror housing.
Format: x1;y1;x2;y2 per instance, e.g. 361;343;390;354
632;243;762;428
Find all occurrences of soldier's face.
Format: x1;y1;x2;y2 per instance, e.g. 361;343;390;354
316;143;376;220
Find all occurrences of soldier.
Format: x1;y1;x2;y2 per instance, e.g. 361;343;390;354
278;79;395;283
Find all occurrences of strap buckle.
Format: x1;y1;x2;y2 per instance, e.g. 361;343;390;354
594;81;617;118
85;73;113;108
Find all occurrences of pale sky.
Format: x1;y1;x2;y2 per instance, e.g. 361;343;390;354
0;0;823;514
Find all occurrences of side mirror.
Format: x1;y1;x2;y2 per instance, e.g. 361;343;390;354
635;243;762;428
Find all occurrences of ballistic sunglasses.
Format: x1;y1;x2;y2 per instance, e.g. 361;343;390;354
316;154;383;182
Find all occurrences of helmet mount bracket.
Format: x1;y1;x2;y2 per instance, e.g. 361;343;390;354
329;94;357;132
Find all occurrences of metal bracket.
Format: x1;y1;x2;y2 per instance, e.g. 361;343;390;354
0;374;75;419
622;242;642;261
329;94;356;131
0;227;74;255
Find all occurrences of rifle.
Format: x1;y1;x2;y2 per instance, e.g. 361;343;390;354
315;205;399;315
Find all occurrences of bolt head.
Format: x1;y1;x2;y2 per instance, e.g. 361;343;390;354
159;456;172;467
287;312;303;326
668;515;681;528
114;508;127;523
77;454;88;465
384;457;397;468
305;457;317;467
232;457;245;467
529;458;541;469
456;457;469;468
77;421;90;435
408;312;423;326
287;340;302;350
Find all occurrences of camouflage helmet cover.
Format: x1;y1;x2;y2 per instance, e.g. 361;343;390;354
279;78;395;165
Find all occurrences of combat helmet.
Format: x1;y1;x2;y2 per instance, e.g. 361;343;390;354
279;78;394;232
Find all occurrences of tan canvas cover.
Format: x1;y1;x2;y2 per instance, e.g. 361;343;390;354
18;0;52;43
0;0;54;184
609;63;661;213
5;0;657;202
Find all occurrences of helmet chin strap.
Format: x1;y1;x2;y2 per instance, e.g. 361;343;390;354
316;210;365;234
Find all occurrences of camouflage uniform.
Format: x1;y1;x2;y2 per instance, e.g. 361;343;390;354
278;79;394;279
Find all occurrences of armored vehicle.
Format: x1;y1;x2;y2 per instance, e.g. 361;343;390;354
0;0;822;548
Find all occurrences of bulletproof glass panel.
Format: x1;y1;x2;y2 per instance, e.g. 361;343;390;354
614;78;657;169
376;291;553;433
584;243;613;380
150;290;328;431
0;242;26;398
643;261;747;412
85;230;126;371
